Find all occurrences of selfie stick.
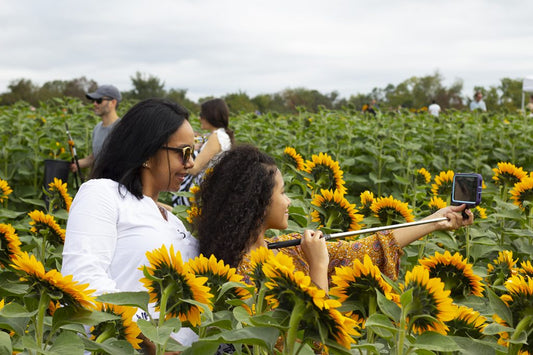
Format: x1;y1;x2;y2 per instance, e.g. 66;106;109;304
65;123;83;189
267;217;448;249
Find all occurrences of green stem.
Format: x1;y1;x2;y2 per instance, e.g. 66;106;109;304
40;230;48;266
156;283;175;355
35;289;50;350
464;226;471;262
396;303;413;355
286;300;305;355
367;295;377;344
325;212;336;229
508;315;533;355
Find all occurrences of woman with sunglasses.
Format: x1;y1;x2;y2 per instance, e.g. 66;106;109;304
62;98;199;348
173;98;234;206
194;144;473;291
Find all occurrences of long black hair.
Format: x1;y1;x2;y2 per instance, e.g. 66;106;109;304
91;98;189;199
194;144;277;267
200;98;234;144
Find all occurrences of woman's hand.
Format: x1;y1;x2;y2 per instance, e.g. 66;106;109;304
432;204;474;231
300;229;329;291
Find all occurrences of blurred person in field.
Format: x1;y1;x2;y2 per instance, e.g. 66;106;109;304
527;94;533;116
428;100;441;117
71;85;122;173
469;91;487;112
172;98;234;206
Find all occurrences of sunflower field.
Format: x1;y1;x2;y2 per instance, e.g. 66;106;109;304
1;98;533;354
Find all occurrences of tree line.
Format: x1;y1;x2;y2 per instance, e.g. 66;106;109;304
0;71;525;114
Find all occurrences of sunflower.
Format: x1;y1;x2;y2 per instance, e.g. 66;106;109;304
186;254;250;311
401;265;456;335
509;176;533;210
330;254;394;320
445;305;487;338
416;168;431;184
244;246;275;290
262;252;359;349
0;178;13;203
501;275;533;321
186;206;200;224
304;152;347;195
189;184;200;204
47;178;73;212
28;210;66;245
419;251;484;299
518;260;533;278
370;195;414;224
311;189;363;231
486;250;518;286
492;162;528;186
0;223;22;264
428;196;447;213
90;302;142;350
359;190;375;217
431;170;454;197
10;252;95;309
473;205;487;219
283;147;305;171
140;245;212;326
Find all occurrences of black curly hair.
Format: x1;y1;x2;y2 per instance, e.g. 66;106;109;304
194;144;277;267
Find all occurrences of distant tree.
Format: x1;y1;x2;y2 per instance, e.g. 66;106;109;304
499;78;522;111
223;91;257;113
0;79;38;105
127;72;166;100
251;93;288;113
166;88;199;114
281;87;335;113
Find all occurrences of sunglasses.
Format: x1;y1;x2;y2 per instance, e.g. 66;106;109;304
92;97;113;104
160;146;194;164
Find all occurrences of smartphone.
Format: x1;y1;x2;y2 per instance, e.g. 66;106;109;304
451;173;483;208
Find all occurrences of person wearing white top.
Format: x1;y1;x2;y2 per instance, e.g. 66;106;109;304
428;100;441;117
62;98;199;350
173;98;234;206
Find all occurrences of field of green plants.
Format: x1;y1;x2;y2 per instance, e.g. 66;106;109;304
1;98;533;354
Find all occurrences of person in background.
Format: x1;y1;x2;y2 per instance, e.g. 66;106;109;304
194;144;473;291
71;84;122;173
469;91;487;112
428;100;441;117
173;98;234;206
526;94;533;116
62;98;199;350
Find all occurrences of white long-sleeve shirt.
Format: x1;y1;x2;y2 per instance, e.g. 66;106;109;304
62;179;199;345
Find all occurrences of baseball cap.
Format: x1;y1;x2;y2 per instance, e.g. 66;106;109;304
86;85;122;102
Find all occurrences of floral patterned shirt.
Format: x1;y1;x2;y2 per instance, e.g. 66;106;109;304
237;231;403;287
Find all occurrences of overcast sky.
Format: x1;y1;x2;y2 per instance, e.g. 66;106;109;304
1;0;532;102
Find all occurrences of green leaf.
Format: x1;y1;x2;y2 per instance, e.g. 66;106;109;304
52;307;119;333
201;326;279;348
400;287;414;308
451;336;507;354
365;313;397;338
414;331;459;352
377;291;401;322
136;319;174;346
486;287;513;326
48;331;85;355
0;331;12;355
0;301;37;318
95;291;150;313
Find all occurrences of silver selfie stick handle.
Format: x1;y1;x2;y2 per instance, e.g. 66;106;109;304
267;217;448;249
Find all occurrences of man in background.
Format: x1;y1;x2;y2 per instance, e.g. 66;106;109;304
469;91;487;112
71;85;121;173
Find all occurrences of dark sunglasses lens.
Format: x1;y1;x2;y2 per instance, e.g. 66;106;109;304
93;98;103;104
182;148;192;163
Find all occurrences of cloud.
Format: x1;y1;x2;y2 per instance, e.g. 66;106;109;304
1;0;532;101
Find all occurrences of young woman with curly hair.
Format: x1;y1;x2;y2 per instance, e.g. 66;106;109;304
194;144;473;291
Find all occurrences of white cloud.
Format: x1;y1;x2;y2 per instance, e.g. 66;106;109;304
1;0;532;101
